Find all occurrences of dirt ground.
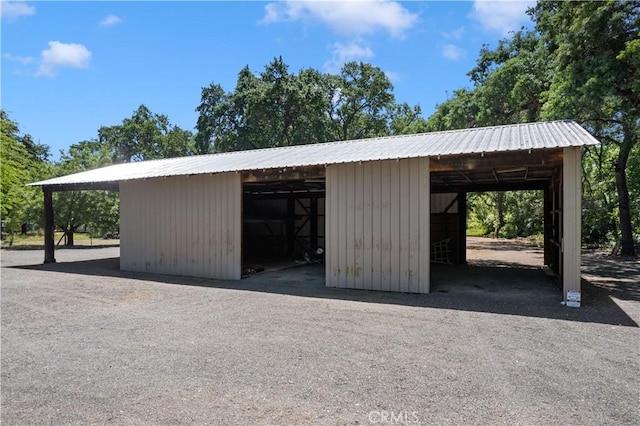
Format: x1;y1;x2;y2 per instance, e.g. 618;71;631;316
1;239;638;425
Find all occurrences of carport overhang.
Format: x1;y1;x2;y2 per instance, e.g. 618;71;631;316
40;181;120;264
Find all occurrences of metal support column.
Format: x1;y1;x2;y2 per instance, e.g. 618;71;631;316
310;198;318;250
286;198;295;256
543;185;552;266
44;187;56;264
457;192;467;264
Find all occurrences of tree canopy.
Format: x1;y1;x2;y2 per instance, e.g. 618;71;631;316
3;3;638;255
427;0;639;255
195;58;425;153
99;105;196;162
1;111;51;235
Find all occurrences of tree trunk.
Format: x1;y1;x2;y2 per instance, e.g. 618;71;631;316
65;230;74;247
493;192;506;238
615;126;636;256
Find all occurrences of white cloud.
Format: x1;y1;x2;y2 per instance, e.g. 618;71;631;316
470;0;535;36
1;1;35;19
384;70;400;82
2;52;34;64
324;41;374;73
100;14;122;27
442;26;465;40
262;3;281;25
36;41;92;77
261;0;418;38
442;44;465;60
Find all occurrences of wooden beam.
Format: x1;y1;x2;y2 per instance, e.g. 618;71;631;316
492;168;499;183
43;188;56;264
431;180;548;194
41;182;120;192
430;149;563;172
241;165;326;183
243;191;325;200
458;170;473;183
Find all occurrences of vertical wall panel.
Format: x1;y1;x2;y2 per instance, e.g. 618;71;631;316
399;160;411;292
338;165;348;288
418;158;431;294
326;158;431;293
362;163;373;289
228;173;241;279
390;161;401;292
119;173;241;280
354;164;365;289
380;161;391;291
198;175;207;277
371;162;382;291
327;165;338;283
148;179;157;271
119;180;133;270
408;159;420;293
562;147;582;300
345;164;355;289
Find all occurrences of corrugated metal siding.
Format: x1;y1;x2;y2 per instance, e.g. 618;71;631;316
32;121;598;188
326;159;430;293
120;173;241;280
562;147;582;298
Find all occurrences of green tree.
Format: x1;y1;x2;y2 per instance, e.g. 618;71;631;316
99;104;195;162
427;1;639;253
1;111;51;238
426;31;549;241
425;88;480;132
327;62;396;141
195;58;424;152
389;103;428;135
196;58;332;153
531;0;639;255
195;83;228;154
52;140;119;246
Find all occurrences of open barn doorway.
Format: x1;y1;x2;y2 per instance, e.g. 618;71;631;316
429;190;554;294
241;178;326;277
429;148;566;295
464;190;546;270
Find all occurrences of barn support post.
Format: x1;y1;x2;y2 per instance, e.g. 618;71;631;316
543;186;552;266
419;158;430;293
457;192;467;264
310;197;318;251
562;147;582;305
286;198;295;256
43;187;56;264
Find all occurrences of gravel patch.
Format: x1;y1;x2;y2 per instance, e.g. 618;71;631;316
1;245;638;425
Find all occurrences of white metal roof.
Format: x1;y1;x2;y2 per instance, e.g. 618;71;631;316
31;120;598;187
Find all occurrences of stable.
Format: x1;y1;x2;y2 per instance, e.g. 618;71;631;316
31;121;598;303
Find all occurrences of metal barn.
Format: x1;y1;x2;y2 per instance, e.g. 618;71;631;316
31;121;598;303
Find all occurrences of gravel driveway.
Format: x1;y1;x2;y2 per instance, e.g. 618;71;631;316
1;245;638;425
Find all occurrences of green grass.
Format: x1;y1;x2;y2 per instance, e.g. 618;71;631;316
466;226;487;237
1;232;119;249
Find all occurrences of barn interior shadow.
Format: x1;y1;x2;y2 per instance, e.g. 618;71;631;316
9;256;638;327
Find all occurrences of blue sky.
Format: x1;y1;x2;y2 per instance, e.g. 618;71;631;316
2;0;535;159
